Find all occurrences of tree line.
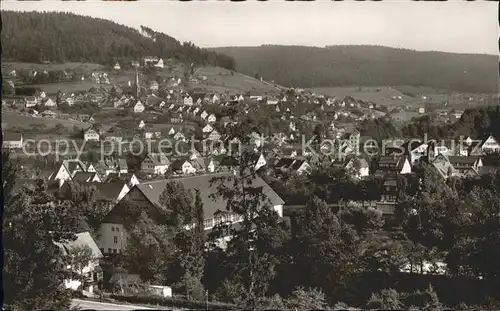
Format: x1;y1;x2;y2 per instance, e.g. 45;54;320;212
2;11;235;70
212;45;497;94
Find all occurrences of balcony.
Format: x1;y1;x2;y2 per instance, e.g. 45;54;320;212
203;214;244;230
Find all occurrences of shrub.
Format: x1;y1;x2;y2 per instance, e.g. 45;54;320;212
285;287;328;310
256;294;286;310
109;294;237;310
213;279;247;306
366;288;404;310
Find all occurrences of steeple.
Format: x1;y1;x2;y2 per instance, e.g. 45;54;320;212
134;67;140;99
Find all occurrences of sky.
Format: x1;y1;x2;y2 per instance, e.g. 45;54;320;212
2;0;498;55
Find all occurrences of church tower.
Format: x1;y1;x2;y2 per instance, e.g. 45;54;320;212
134;67;140;99
426;140;436;163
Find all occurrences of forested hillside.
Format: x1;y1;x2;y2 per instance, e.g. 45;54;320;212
212;45;497;93
1;11;235;70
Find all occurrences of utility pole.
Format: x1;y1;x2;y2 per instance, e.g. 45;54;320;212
205;290;208;310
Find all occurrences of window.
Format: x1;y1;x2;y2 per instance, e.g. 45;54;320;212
116;227;120;232
111;227;115;232
113;249;117;254
114;236;118;244
108;248;112;253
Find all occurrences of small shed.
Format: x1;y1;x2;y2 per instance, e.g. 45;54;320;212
148;285;172;298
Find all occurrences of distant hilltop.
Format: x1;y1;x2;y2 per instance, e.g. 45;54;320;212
210;45;498;94
1;11;235;71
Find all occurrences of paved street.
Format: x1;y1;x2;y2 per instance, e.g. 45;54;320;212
71;299;153;310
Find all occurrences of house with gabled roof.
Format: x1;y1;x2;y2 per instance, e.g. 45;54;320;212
104;172;140;188
344;158;370;179
479;134;500;154
206;129;221;141
374;156;412;178
207;113;217;124
448;156;483;175
154;58;164;68
141;153;170;175
55;232;103;293
170;158;196;175
73;171;103;183
183;95;193;106
84;128;100;142
133;100;145;113
96;172;284;252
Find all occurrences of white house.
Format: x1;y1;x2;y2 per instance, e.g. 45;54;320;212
141;153;170;175
133;101;145;113
183;95;193;106
84;128;100;142
154;59;164;68
56;232;103;295
171;159;197;175
174;132;186;142
480;135;500;153
138;120;145;130
200;111;209;120
345;158;370;179
202;124;214;133
168;127;176;136
207;114;217;124
207;129;221;141
254;153;267;171
44;98;57;107
114;62;121;70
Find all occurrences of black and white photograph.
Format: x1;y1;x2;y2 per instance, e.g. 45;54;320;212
1;1;499;310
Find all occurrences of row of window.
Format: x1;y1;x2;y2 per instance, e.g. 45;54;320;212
100;248;120;254
111;226;120;232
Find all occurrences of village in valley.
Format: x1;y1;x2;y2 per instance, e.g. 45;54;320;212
2;4;500;311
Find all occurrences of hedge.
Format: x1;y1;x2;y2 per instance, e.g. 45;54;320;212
110;294;238;310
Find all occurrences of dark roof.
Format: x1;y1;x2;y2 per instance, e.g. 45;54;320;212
170;158;188;171
63;159;87;173
290;159;306;170
105;173;137;183
72;171;100;183
478;166;498;176
86;182;127;202
135;172;284;219
275;157;296;169
55;232;102;258
448;156;480;165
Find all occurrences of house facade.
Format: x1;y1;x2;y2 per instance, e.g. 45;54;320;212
481;135;500;153
56;232;103;294
84;129;100;142
133;101;145;113
141;153;170;175
97;173;284;253
2;133;23;149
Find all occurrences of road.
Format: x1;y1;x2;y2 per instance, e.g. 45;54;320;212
71;299;153;310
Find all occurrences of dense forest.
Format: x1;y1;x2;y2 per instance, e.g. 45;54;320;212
212;45;497;93
1;11;235;70
402;105;500;140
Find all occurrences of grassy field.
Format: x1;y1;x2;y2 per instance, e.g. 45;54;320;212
27;81;113;95
2;112;90;130
309;86;489;110
3;62;103;72
192;66;281;94
308;86;416;107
